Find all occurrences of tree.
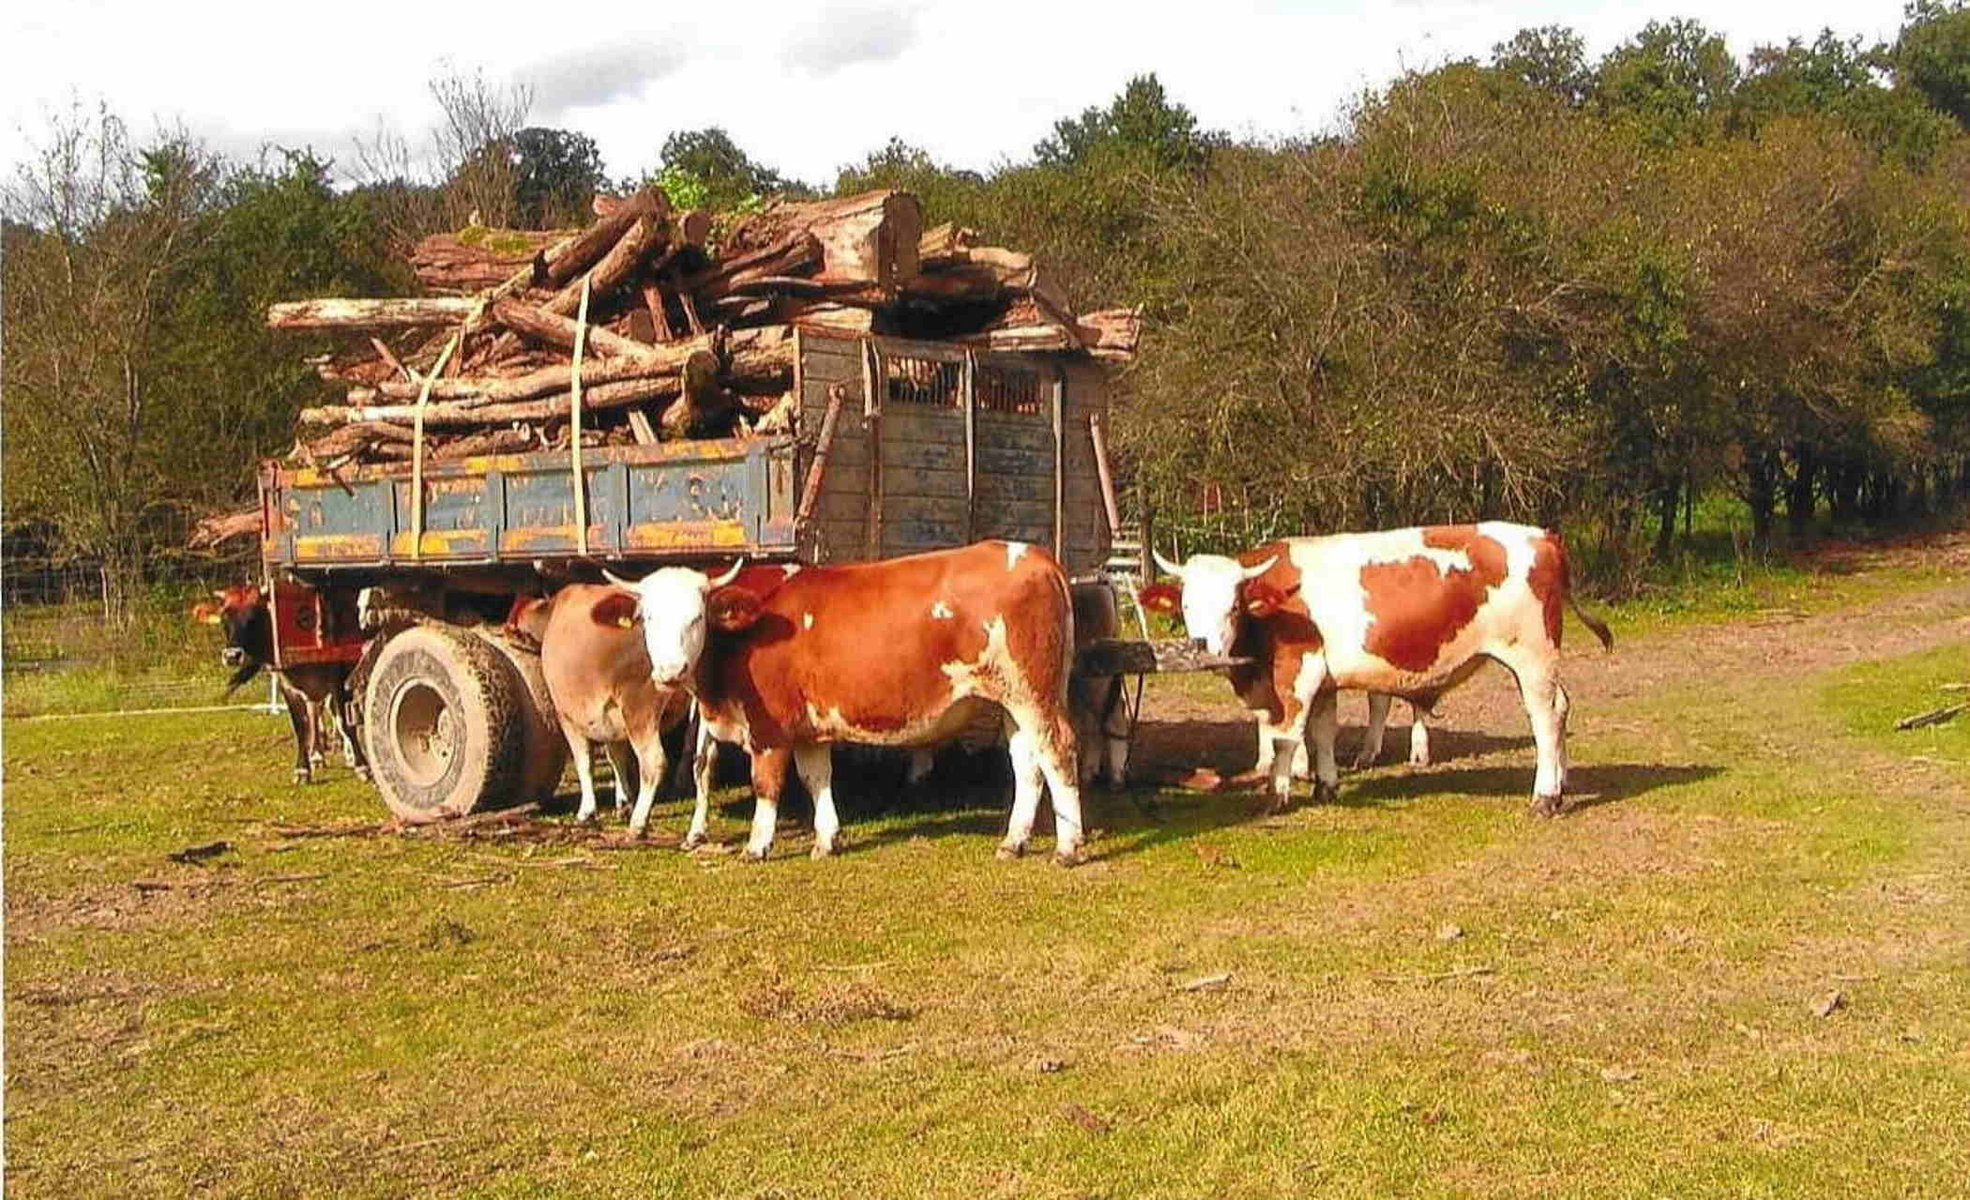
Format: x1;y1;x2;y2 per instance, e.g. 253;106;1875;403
1896;0;1970;126
1492;26;1594;106
512;127;606;227
1595;19;1741;142
1034;74;1216;173
2;105;224;621
650;128;801;211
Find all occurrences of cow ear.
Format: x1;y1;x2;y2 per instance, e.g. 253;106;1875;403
191;602;221;626
1244;582;1286;618
591;591;640;630
708;587;763;633
1139;582;1181;614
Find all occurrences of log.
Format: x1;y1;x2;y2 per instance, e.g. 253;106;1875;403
918;222;977;268
786;303;876;334
540;187;668;289
300;377;682;430
722;190;921;289
491;297;665;366
958;322;1079;352
542;213;666;318
684;233;821;297
723;324;798;388
1075;308;1142;361
410;228;565;293
659;351;732;438
268;298;480;331
189;509;262;549
431;428;536;459
296;421;418;464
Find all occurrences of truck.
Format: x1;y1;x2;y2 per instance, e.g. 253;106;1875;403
257;329;1149;821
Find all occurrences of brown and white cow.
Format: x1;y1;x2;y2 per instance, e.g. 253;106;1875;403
511;585;709;839
1147;523;1612;815
192;584;366;784
593;541;1087;863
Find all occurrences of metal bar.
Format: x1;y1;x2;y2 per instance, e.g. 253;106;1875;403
571;277;592;557
962;348;977;544
1051;365;1066;557
862;338;883;561
1089;411;1123;542
795;382;848;525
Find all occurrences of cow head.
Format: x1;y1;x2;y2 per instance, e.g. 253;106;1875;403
1150;550;1280;656
191;583;271;693
591;560;752;688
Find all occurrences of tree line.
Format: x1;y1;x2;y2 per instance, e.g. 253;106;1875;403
7;8;1970;617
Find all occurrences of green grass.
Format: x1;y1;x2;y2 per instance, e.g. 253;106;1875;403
7;560;1970;1196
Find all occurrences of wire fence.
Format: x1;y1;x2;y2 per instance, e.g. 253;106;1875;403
2;553;279;719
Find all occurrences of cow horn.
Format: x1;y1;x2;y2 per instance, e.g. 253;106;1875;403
1241;555;1278;581
1151;549;1184;578
710;558;746;588
602;567;639;589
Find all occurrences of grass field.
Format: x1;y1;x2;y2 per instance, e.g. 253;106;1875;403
5;532;1969;1197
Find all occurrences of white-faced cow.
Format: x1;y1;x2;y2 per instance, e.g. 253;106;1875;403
1147;523;1612;814
192;583;366;784
592;541;1087;863
510;585;710;840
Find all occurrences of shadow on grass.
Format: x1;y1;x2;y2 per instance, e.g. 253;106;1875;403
1339;762;1722;814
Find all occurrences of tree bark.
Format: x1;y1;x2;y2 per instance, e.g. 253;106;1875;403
300;377;681;429
1653;473;1681;560
491;297;666;365
1786;443;1818;537
721;190;922;288
268;298;480;330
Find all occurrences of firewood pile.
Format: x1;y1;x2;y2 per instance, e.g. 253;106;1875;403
270;187;1141;471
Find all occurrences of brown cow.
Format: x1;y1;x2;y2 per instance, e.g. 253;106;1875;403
192;584;366;784
511;586;708;839
594;541;1086;862
1147;523;1611;814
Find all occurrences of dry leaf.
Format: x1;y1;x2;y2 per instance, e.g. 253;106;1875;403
1812;990;1845;1018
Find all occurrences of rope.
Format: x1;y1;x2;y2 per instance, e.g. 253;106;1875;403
409;313;471;559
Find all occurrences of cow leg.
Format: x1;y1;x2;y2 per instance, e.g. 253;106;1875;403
1251;716;1276;777
684;719;716;849
1039;725;1088;864
744;747;792;860
565;726;602;823
1408;702;1432;767
1503;654;1568;816
1269;657;1331;808
1020;710;1087;866
283;686;314;784
1352;693;1391;769
794;743;840;859
998;724;1045;860
625;729;668;837
1307;689;1341;802
306;697;329;772
905;747;935;788
333;690;371;780
605;742;639;821
1101;689;1131;791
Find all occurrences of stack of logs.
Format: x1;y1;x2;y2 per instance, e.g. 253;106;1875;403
273;187;1141;470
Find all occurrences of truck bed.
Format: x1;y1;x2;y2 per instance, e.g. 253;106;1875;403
261;437;797;571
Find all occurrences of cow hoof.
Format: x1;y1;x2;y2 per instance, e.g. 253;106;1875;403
1410;751;1431;768
292;769;313;785
741;846;771;862
1053;847;1087;868
810;842;837;860
354;766;373;783
681;832;707;851
1312;780;1340;804
996;842;1026;861
1530;793;1566;818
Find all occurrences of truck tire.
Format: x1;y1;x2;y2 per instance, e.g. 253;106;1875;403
363;624;527;822
473;628;569;805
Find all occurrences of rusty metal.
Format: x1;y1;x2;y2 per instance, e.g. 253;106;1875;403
795;381;848;526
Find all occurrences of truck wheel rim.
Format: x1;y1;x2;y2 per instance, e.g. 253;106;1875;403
390;681;455;787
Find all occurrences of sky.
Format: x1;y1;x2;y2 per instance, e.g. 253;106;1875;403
1;0;1916;190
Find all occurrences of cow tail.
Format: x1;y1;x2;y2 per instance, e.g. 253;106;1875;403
1557;540;1614;652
